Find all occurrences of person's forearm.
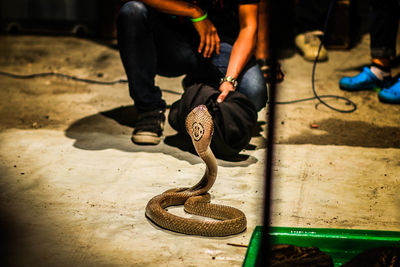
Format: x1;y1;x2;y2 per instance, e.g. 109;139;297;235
216;27;256;103
225;27;257;80
135;0;203;18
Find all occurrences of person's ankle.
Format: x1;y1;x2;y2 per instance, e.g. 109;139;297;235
370;58;391;80
372;58;390;69
370;58;390;80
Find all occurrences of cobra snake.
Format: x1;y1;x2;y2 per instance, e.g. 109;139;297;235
145;105;247;236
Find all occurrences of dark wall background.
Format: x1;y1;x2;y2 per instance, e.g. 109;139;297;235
0;0;370;48
0;0;122;38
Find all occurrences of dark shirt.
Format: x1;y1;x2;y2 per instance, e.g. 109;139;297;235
194;0;260;44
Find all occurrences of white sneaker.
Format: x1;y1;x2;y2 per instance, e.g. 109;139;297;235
295;31;328;62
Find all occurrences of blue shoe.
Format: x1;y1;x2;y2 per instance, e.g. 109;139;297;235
339;67;391;91
378;78;400;104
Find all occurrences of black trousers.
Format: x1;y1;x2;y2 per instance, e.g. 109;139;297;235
369;0;400;58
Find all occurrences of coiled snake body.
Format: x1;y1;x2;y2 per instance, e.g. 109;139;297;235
145;105;247;236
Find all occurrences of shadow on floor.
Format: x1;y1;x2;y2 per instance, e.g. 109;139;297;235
164;133;257;163
0;205;28;266
65;105;259;167
0;178;115;267
282;118;400;148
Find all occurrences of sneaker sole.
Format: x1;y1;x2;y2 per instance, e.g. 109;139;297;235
378;95;400;104
339;84;380;92
131;132;161;145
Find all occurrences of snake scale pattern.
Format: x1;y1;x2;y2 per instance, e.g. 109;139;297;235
145;105;247;236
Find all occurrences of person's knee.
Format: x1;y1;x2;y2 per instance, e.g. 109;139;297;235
238;69;267;111
118;1;148;25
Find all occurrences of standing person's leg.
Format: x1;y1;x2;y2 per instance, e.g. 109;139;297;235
117;1;199;144
339;0;398;92
376;0;400;104
370;0;398;60
369;0;398;78
211;43;267;111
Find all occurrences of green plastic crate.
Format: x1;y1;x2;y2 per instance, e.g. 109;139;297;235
243;226;400;267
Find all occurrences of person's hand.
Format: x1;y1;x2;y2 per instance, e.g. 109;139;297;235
217;81;235;103
192;19;220;58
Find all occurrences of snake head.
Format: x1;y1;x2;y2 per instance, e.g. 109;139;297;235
185;105;214;155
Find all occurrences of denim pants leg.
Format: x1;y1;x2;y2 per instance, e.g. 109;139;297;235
117;1;199;113
211;43;267;111
369;0;400;58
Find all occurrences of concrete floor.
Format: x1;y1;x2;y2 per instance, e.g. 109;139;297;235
0;34;399;266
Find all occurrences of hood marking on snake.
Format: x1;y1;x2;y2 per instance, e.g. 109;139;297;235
192;122;204;141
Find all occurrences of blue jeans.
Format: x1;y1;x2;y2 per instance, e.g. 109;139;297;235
117;1;267;112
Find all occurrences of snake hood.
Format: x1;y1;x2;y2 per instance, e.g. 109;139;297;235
169;83;258;158
185;105;214;156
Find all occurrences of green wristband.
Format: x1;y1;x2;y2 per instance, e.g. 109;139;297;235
190;12;208;23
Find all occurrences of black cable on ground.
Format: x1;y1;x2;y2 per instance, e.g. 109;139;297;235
273;0;357;113
0;70;128;85
0;70;182;95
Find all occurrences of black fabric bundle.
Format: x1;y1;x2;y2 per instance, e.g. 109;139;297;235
168;83;258;157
